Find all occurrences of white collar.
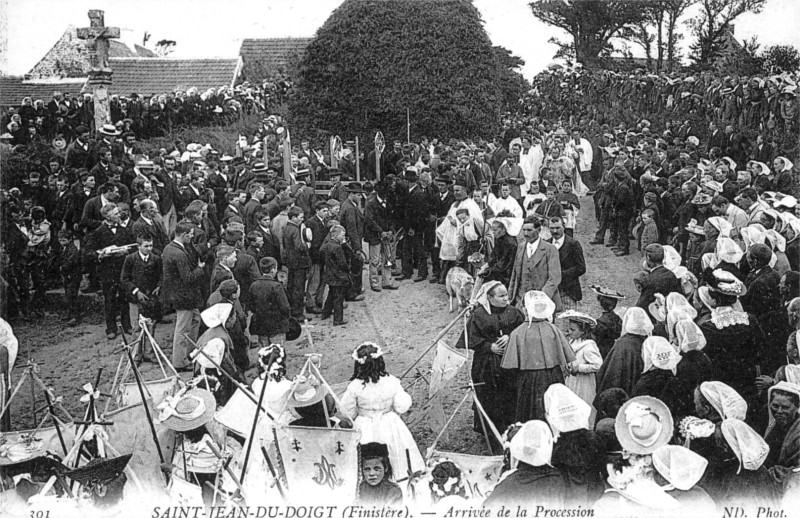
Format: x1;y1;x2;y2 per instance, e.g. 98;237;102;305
142;215;153;226
552;235;565;249
139;252;150;262
526;238;540;253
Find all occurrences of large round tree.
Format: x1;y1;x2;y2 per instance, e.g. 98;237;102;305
289;0;523;141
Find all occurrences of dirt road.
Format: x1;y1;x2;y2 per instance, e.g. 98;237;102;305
8;197;642;456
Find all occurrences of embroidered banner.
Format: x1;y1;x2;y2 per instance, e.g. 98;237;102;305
428;341;467;398
274;425;361;504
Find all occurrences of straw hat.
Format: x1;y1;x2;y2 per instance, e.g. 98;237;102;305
615;396;674;455
286;375;327;408
558;310;597;327
158;388;216;432
98;124;120;137
590;285;624;300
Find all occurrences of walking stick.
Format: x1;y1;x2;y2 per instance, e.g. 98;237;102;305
119;331;165;466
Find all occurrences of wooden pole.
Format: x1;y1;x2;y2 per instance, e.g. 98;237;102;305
120;332;165;465
239;374;270;483
355;137;360;182
184;334;276;419
406;108;411;144
283;129;292;182
43;391;68;456
376;151;381;181
398;305;469;380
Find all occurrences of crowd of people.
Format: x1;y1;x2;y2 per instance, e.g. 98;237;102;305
0;78;293;147
1;58;800;513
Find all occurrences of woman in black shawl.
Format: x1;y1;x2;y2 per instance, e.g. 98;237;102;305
457;281;525;453
695;269;766;424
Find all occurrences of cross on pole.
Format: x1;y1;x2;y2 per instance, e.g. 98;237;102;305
77;10;120;132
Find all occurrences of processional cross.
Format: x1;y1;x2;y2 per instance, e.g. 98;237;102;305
77;10;120;131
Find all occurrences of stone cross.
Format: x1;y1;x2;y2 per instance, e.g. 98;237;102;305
77;10;120;131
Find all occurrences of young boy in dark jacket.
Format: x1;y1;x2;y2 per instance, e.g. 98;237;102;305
58;229;81;326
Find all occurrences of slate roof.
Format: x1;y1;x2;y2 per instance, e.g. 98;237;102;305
133;44;158;58
239;38;312;71
0;77;87;106
107;57;242;95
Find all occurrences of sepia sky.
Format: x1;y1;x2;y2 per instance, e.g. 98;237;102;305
2;0;799;79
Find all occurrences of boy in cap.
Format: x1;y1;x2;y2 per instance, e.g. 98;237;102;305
58;229;82;326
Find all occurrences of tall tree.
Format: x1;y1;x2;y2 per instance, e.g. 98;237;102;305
761;44;800;74
290;0;523;140
529;0;645;66
688;0;766;67
618;0;695;72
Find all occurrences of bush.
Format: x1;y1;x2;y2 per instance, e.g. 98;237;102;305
289;0;525;143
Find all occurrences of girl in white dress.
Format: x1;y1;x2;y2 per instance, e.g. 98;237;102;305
340;342;425;477
559;311;603;413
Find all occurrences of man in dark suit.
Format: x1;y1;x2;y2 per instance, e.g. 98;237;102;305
120;235;163;361
243;183;266;233
252;209;279;265
305;201;330;313
708;121;726;151
283;206;312;319
131;199;168;255
508;216;562;310
219;228;261;311
81;183;120;235
402;169;430;282
430;174;455;282
320;225;352;326
210;244;237;294
364;181;399;292
636;244;682;311
741;243;784;374
162;221;207;370
751;134;776;164
89;147;116;187
65;125;93;170
339;182;366;301
548;217;586;310
87;204;135;339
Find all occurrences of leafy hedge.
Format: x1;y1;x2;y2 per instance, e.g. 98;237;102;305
289;0;526;143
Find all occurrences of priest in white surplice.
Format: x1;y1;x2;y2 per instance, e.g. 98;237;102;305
436;180;484;279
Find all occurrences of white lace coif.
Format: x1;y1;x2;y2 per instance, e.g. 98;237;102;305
721;419;770;473
674;320;707;353
509;420;553;467
622;307;654;337
544;383;592;440
700;381;747;421
642;336;681;375
652;445;708;491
